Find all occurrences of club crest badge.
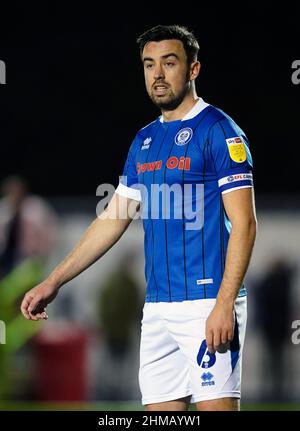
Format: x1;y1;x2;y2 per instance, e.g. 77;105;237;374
175;127;193;146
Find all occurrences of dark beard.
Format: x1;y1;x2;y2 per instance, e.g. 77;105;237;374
151;82;190;111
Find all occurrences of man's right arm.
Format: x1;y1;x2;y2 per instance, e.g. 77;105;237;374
20;192;140;320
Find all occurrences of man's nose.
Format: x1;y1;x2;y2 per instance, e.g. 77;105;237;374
154;64;164;80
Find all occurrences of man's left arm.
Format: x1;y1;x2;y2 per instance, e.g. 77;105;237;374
205;187;257;353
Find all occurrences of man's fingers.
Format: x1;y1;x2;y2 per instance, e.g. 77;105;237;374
21;303;30;319
21;282;55;321
40;310;48;319
21;295;34;319
206;330;214;353
29;311;48;321
227;330;233;342
213;331;221;352
22;292;46;320
207;329;228;353
28;294;42;313
221;330;229;345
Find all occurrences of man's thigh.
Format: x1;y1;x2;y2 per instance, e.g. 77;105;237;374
145;396;239;411
145;395;191;411
196;397;240;411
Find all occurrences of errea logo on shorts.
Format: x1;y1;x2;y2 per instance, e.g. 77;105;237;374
201;372;215;387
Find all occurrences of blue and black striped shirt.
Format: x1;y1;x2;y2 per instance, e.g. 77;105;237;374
116;98;253;302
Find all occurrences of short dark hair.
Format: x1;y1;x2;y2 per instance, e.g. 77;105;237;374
137;25;199;64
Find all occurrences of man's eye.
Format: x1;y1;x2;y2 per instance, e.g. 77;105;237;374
165;62;175;67
145;64;154;69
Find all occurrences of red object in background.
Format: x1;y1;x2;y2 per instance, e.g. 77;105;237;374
33;323;89;402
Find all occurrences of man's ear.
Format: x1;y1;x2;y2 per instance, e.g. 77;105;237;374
190;61;201;81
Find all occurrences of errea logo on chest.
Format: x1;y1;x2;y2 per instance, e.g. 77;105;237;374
141;137;152;150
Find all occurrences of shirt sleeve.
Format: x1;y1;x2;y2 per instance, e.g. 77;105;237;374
209;117;254;194
115;139;142;202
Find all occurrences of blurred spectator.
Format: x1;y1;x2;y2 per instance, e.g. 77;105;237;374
0;175;58;400
254;257;296;401
0;175;58;277
97;252;143;400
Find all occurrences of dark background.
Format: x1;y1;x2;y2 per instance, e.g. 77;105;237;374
0;3;299;200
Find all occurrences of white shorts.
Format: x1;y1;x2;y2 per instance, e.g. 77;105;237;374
139;296;247;405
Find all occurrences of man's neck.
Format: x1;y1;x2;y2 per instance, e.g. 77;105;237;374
161;92;199;122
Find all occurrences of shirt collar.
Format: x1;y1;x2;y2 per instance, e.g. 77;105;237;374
159;97;210;123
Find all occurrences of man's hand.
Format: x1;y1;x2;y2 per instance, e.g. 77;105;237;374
205;301;235;354
20;280;59;321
